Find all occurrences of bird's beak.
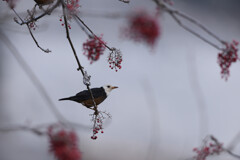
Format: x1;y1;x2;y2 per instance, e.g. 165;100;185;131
111;86;118;89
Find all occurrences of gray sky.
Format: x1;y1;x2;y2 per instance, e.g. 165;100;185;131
0;0;240;160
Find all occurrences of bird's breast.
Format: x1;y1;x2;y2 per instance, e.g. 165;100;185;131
81;96;107;107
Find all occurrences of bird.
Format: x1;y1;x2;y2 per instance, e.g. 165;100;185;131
59;85;118;108
34;0;55;6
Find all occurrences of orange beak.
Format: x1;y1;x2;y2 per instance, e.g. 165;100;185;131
111;86;118;89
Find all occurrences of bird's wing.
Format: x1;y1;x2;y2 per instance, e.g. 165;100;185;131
75;87;106;101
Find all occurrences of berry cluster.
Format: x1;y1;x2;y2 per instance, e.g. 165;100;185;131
91;118;104;140
83;36;106;64
48;126;81;160
60;0;80;22
23;10;38;30
124;11;160;47
90;111;111;140
29;21;37;30
91;119;103;140
64;0;80;15
108;48;122;72
193;136;223;160
218;40;239;80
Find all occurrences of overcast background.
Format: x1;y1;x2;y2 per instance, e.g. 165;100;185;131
0;0;240;160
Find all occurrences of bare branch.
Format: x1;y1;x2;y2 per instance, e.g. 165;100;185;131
210;135;240;159
79;11;126;19
62;3;98;112
0;31;66;124
12;7;51;53
74;15;113;51
0;125;46;136
227;132;240;151
19;0;61;25
171;9;226;44
169;12;222;50
119;0;130;3
153;0;225;51
26;24;51;53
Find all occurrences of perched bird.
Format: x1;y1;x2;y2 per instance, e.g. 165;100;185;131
59;85;118;108
34;0;55;6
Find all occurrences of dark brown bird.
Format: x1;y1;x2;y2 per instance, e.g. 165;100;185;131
34;0;55;6
59;85;118;108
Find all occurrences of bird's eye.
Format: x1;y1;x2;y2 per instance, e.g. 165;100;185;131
107;85;110;88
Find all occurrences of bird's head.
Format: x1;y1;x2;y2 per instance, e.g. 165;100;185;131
103;85;118;96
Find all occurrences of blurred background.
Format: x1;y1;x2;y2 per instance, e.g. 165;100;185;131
0;0;240;160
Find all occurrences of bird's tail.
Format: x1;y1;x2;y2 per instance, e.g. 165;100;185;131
59;97;73;101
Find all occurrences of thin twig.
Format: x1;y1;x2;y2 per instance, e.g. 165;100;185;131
74;15;113;51
227;132;240;151
169;12;222;50
0;125;46;136
12;8;51;53
118;0;130;3
73;16;92;37
26;24;51;53
153;0;225;50
171;9;226;44
79;11;126;19
210;135;240;159
225;150;240;159
0;122;90;135
18;0;61;25
0;122;91;136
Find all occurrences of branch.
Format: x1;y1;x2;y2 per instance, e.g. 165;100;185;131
227;132;240;151
18;0;61;25
225;150;240;159
0;31;66;124
171;9;226;44
169;11;222;50
73;16;92;37
12;8;51;53
153;0;226;50
210;135;240;159
0;122;91;136
74;15;113;51
118;0;130;4
61;3;114;139
62;3;98;113
0;124;47;136
26;24;51;53
79;11;126;19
